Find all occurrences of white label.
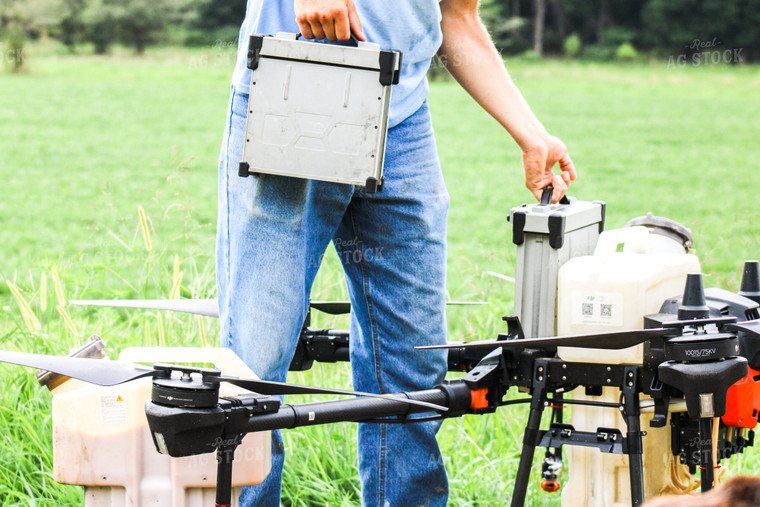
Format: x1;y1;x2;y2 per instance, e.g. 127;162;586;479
308;411;315;422
99;394;128;425
571;291;624;327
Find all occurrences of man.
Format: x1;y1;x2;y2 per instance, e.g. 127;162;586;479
217;1;577;505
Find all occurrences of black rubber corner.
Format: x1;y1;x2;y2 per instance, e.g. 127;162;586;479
247;35;265;70
548;214;566;249
512;211;526;246
365;177;379;194
596;201;607;233
238;162;250;178
379;50;402;85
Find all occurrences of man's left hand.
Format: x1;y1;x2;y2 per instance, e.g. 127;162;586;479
522;135;577;203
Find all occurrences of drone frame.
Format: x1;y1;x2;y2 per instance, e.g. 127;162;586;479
4;273;760;507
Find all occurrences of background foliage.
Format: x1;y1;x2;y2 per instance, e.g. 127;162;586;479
1;0;759;67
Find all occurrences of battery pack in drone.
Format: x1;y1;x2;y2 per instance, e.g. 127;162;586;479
509;198;606;338
239;33;402;193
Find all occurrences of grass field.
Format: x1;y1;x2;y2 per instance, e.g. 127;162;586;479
0;43;759;505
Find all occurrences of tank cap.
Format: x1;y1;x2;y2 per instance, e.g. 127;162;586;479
625;212;693;251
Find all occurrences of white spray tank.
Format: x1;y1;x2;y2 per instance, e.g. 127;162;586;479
43;338;271;507
557;216;700;506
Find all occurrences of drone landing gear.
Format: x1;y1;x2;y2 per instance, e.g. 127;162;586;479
510;361;646;507
697;418;716;492
511;359;549;507
622;366;645;505
215;441;238;507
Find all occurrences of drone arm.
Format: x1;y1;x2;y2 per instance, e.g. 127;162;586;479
249;347;514;433
246;383;474;433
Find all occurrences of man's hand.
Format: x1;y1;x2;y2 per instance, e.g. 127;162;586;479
522;135;577;203
294;0;365;42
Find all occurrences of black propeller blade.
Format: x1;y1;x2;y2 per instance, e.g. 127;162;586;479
0;351;447;412
217;377;448;411
0;351;155;386
308;301;351;315
416;328;672;351
308;301;487;315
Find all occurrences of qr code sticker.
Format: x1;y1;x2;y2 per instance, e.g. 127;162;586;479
600;304;612;318
582;303;593;316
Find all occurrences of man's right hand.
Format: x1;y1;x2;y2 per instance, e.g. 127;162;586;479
294;0;365;42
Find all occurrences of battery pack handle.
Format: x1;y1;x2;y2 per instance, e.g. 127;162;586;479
540;186;570;206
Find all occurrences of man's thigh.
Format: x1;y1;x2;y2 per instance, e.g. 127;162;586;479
334;101;450;393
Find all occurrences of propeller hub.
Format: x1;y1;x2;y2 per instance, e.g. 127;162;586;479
151;365;222;408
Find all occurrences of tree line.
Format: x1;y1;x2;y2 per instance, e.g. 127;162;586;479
482;0;759;61
0;0;246;70
2;0;758;72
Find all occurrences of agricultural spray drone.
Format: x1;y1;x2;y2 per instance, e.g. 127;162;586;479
2;198;760;507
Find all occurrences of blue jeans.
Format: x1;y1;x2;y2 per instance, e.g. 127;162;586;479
217;86;450;506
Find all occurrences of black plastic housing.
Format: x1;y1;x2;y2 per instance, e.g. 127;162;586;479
658;357;747;419
145;402;226;457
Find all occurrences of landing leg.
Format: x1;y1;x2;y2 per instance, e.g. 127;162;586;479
698;418;715;492
511;360;549;507
215;443;237;507
622;367;644;507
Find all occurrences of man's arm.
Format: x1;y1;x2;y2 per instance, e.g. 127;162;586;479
438;0;576;203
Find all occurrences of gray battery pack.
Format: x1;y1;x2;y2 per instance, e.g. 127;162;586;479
239;33;402;193
509;198;606;338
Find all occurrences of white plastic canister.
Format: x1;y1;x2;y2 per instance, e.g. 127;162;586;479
51;347;271;507
557;226;699;506
557;226;700;364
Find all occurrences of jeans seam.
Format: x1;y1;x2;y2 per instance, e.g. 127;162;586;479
349;207;384;393
223;86;235;348
348;206;386;504
379;423;387;507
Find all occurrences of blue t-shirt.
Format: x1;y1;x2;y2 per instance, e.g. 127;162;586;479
231;1;442;128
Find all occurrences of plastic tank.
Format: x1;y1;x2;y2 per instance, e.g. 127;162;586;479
557;226;700;506
51;347;271;507
557;226;700;364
